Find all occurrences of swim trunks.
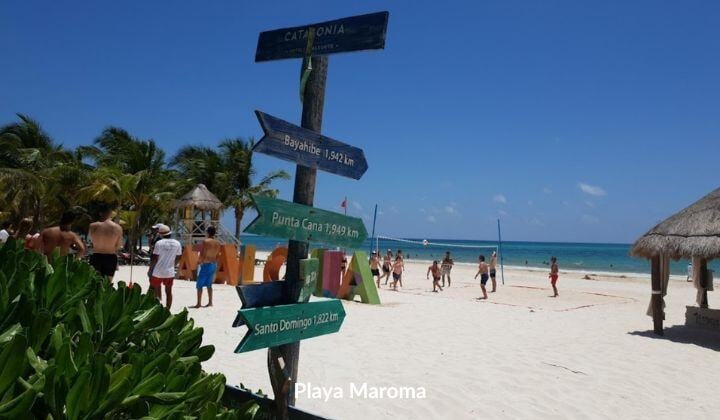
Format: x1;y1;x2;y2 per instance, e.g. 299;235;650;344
392;272;401;281
550;274;558;285
89;253;118;278
480;273;489;285
371;268;380;276
196;262;217;289
150;276;174;287
382;265;390;273
490;269;497;279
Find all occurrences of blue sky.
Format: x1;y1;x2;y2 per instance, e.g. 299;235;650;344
2;1;719;243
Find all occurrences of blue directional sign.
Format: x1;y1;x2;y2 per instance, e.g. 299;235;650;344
254;110;368;180
255;12;389;62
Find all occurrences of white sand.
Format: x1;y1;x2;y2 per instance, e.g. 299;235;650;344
115;255;720;419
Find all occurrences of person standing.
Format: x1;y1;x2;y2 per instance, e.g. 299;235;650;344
193;226;220;308
549;256;559;297
150;224;182;309
369;251;381;287
427;260;443;292
391;255;404;291
474;255;490;300
88;204;123;281
39;212;85;259
489;251;498;293
441;251;454;287
381;250;393;285
396;249;404;288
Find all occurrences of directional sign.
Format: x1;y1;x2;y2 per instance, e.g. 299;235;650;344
255;12;389;62
244;195;368;248
254;111;368;180
234;299;346;353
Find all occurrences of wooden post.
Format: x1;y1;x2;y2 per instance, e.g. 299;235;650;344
651;255;664;335
699;258;709;308
267;55;328;418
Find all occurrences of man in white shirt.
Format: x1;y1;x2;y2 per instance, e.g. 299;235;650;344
0;221;13;244
149;224;182;309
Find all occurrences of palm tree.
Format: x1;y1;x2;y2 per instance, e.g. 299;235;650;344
82;127;177;251
171;138;290;238
0;114;77;226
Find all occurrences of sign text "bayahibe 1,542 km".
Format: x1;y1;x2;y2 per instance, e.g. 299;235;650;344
244;195;368;249
254;110;368;180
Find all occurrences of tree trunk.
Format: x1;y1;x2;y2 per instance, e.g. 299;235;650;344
234;206;243;239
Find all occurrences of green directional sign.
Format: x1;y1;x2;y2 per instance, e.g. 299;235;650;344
234;299;346;353
244;195;368;248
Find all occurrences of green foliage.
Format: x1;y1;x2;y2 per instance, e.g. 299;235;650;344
0;239;261;419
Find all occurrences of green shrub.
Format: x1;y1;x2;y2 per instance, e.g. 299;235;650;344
0;239;261;419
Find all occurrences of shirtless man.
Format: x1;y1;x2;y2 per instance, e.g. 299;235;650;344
474;255;490;300
549;256;559;297
427;260;443;292
39;212;85;259
88;204;123;281
396;249;404;288
369;251;381;287
194;226;220;308
381;250;393;285
441;251;454;287
489;251;498;293
391;255;404;291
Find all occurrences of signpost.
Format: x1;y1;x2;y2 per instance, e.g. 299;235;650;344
248;11;388;418
244;195;368;248
254;110;368;180
234;299;346;353
255;12;389;62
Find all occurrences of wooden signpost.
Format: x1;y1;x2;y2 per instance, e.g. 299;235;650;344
254;110;368;180
247;11;388;418
234;299;346;353
244;195;368;248
255;12;389;62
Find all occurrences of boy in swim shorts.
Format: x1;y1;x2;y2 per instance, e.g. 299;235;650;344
194;226;220;308
474;255;490;300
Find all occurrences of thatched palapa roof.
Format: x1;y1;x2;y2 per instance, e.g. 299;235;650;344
631;187;720;260
175;184;223;211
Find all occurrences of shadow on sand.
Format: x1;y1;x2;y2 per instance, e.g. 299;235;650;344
629;325;720;352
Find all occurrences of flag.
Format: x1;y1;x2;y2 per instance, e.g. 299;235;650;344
341;198;347;208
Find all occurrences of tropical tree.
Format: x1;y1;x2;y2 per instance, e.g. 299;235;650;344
0;114;81;226
171;137;290;238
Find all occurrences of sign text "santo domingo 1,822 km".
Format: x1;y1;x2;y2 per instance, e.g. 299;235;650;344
244;195;368;249
254;110;368;180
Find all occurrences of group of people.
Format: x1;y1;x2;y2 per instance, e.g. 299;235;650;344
366;248;560;299
0;205;224;310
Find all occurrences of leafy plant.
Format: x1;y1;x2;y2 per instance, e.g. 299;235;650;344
0;239;262;419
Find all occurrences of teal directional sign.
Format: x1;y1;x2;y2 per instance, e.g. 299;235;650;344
234;299;346;353
244;195;368;248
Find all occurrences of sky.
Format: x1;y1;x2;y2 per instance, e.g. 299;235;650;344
1;1;719;244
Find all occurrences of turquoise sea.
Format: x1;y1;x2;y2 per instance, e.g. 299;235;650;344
237;235;708;276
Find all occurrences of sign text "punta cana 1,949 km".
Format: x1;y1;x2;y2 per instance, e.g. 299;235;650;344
244;195;368;249
234;299;346;353
255;11;389;62
254;110;368;180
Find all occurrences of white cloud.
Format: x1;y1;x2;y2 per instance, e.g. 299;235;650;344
426;215;437;223
493;194;507;204
445;206;456;214
582;214;600;224
578;182;606;197
543;187;552;194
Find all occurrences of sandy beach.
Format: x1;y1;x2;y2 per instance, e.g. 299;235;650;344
113;253;720;419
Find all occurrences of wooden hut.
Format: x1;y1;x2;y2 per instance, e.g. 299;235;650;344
175;184;224;244
631;187;719;335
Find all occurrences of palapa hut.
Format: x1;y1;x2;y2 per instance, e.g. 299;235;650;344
631;187;719;335
174;184;224;244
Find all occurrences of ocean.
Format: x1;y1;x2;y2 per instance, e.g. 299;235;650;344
237;235;710;276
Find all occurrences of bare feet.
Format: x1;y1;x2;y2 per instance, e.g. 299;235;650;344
191;304;202;309
204;303;213;307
